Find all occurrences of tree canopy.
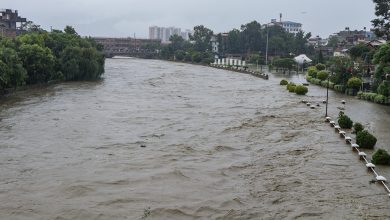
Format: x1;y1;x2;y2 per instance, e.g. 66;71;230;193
0;26;105;91
372;0;390;39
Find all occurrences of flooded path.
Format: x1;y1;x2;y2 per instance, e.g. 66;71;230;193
1;58;390;219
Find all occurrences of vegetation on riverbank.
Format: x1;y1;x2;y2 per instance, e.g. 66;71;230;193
281;80;308;95
0;26;104;92
144;21;314;66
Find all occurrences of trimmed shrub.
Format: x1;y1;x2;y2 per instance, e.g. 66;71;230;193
356;130;377;149
317;71;329;81
312;78;322;85
280;79;288;85
372;149;390;165
288;85;296;93
295;85;308;95
306;74;313;82
316;63;326;71
347;77;362;90
307;66;318;78
374;94;385;104
357;91;364;99
338;114;353;129
287;82;296;91
353;122;364;134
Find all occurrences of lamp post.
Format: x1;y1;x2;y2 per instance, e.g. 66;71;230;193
265;24;269;66
325;75;330;117
325;66;335;117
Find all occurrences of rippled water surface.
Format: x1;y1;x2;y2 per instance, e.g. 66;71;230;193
1;58;390;219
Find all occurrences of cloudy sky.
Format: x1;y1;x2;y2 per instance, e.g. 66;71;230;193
4;0;376;38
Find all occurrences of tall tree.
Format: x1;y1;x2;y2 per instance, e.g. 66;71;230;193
372;0;390;39
189;25;213;52
240;21;263;54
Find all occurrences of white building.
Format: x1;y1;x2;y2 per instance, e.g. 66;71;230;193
280;21;302;34
149;26;192;43
266;16;303;35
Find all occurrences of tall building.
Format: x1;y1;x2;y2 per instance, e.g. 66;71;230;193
149;26;191;42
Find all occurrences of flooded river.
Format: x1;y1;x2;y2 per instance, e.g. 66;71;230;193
1;58;390;219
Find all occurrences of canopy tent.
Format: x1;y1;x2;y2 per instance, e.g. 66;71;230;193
294;54;312;65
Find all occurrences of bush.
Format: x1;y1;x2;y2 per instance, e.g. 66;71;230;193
356;130;377;149
372;149;390;165
374;94;386;104
174;50;185;61
317;71;329;81
312;78;322;85
294;85;308;95
307;66;318;78
377;81;390;97
306;74;313;82
338;114;353;129
287;82;296;91
347;77;362;90
353;122;364;134
288;85;296;92
316;63;326;71
192;52;202;63
280;79;288;85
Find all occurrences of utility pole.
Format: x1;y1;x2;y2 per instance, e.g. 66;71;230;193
265;24;269;66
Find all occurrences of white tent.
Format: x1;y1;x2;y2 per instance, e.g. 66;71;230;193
294;54;312;65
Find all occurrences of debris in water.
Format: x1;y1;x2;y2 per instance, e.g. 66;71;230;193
140;145;146;148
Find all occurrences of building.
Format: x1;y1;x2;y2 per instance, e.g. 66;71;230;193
149;26;192;42
93;37;161;57
330;27;377;48
0;9;27;37
266;14;303;34
308;36;328;48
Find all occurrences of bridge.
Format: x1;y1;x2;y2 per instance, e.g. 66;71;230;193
92;37;161;58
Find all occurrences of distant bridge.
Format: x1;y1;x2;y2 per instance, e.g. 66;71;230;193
92;37;161;58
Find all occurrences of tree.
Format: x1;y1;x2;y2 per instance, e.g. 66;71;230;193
349;43;371;60
18;44;55;84
226;29;241;53
372;0;390;39
169;34;185;52
0;47;27;89
327;36;339;49
373;42;390;80
189;25;213;52
64;26;78;36
240;21;263;53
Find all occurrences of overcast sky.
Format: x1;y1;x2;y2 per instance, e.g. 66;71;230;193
3;0;376;38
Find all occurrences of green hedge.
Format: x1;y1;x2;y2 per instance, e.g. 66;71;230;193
356;130;377;149
338;114;353;129
372;149;390;165
353;122;364;134
358;92;390;105
317;71;329;81
295;85;308;95
280;79;288;85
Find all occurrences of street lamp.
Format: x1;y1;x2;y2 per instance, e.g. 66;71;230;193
325;65;335;117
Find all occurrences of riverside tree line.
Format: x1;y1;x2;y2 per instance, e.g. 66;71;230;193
0;26;104;91
143;21;314;65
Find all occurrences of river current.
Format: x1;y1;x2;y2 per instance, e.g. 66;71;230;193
1;58;390;219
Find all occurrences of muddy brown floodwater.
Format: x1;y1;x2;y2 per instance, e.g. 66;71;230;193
1;58;390;220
